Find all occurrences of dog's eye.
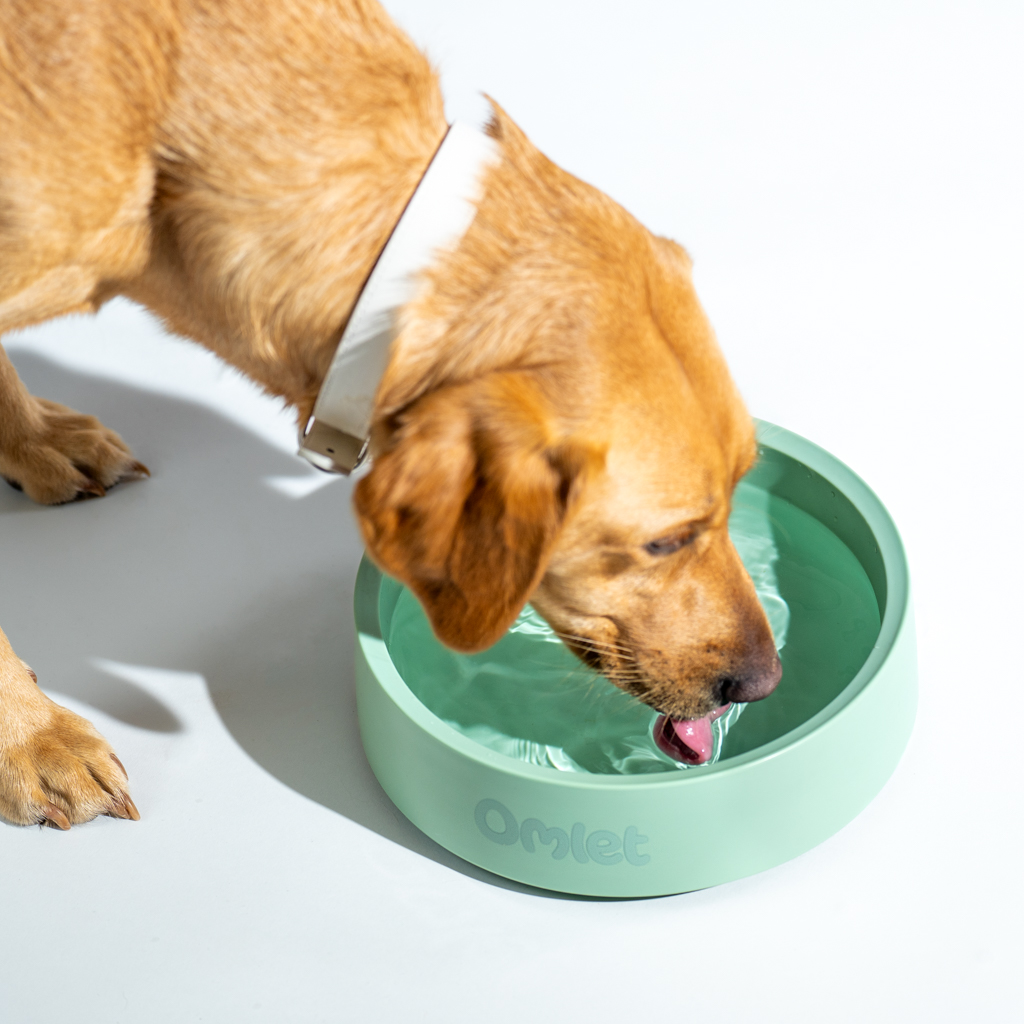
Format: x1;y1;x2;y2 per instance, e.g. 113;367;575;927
643;532;693;556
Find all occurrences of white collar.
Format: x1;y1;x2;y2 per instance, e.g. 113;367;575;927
298;121;499;473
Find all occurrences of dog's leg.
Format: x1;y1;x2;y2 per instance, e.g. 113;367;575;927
0;171;154;834
0;299;145;827
0;270;152;827
0;626;139;828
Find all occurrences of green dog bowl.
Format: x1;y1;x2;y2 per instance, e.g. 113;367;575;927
354;421;917;897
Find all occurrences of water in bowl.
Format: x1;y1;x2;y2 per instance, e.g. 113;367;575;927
385;477;881;774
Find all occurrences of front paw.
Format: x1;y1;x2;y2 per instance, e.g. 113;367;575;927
0;696;140;829
0;397;148;505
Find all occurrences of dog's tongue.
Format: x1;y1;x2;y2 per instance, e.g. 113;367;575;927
671;716;715;763
654;705;731;765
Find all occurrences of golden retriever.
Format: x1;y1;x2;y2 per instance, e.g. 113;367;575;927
0;0;780;829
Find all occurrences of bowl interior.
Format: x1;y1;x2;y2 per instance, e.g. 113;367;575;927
377;439;886;771
723;446;882;756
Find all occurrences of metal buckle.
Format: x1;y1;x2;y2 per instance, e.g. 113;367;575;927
298;418;368;475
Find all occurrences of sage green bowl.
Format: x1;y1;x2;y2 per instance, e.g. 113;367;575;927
354;421;917;897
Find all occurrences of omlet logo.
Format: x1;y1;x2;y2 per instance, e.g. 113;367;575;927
474;798;650;866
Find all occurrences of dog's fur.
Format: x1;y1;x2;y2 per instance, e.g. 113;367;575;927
0;0;780;829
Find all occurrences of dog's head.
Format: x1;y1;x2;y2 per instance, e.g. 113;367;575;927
354;110;780;743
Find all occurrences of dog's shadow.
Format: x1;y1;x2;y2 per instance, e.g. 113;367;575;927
1;352;608;898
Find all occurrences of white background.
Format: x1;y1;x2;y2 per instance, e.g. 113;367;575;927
1;2;1021;1021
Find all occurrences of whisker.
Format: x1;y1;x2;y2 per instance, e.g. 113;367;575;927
602;666;647;680
556;632;634;654
559;641;639;664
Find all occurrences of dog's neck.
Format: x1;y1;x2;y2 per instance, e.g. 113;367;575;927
292;106;603;454
299;122;499;473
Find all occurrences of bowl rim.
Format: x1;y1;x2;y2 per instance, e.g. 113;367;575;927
355;419;911;792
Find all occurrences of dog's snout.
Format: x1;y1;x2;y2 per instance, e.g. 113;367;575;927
719;650;782;704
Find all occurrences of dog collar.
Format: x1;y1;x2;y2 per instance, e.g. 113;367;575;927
298;121;499;474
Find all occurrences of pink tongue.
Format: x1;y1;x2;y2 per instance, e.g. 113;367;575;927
671;716;715;763
668;704;731;764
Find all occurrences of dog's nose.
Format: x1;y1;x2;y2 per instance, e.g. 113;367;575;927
719;651;782;704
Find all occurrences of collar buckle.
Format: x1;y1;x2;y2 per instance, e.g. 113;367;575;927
298;418;369;474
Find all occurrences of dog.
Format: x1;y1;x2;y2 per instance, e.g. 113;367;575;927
0;0;781;829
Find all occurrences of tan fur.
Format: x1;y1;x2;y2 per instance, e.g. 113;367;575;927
0;0;779;828
0;627;138;828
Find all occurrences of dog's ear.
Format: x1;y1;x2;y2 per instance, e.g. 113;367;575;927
354;373;596;652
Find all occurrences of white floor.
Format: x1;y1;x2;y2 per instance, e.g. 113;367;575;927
1;3;1021;1021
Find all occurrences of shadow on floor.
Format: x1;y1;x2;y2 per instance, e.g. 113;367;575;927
0;354;628;901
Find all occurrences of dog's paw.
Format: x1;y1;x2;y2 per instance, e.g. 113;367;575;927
0;691;140;829
0;397;148;505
